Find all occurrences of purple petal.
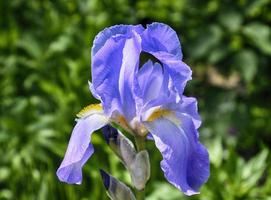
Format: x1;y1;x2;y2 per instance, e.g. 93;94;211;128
57;114;108;184
167;96;202;129
91;25;142;121
136;60;179;118
118;32;142;121
141;22;192;95
91;35;124;116
144;115;209;195
137;60;164;104
92;24;144;56
179;96;202;129
141;22;183;59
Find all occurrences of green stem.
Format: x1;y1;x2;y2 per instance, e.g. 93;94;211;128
135;189;145;200
134;135;147;200
135;135;146;151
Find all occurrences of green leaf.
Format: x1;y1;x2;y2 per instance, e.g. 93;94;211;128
219;10;243;32
233;50;258;82
243;23;271;55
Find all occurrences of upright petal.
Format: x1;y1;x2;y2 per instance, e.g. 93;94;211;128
136;60;179;119
91;25;143;120
57;113;108;184
141;22;183;59
118;31;142;121
141;22;192;95
144;115;209;195
92;25;144;56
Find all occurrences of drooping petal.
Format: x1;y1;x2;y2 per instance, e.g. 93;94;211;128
168;96;202;129
141;22;192;95
57;114;108;184
144;115;209;195
179;96;202;129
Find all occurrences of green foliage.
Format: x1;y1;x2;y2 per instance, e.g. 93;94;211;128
0;0;270;199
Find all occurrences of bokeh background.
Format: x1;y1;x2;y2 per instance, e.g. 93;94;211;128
1;0;271;199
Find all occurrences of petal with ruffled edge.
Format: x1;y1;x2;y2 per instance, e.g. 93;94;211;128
118;31;142;121
57;113;108;184
141;22;183;60
167;96;202;129
144;114;209;195
92;25;144;56
136;60;179;117
91;25;143;121
141;23;192;95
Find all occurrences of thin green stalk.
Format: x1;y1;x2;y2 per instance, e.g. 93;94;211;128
135;135;146;151
135;189;145;200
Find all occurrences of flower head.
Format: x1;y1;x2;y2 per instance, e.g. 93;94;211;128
57;22;209;195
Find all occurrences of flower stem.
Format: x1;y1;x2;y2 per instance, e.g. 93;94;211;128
134;135;147;200
135;135;146;151
135;189;145;200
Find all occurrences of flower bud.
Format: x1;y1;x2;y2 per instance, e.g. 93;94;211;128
102;125;150;190
100;169;136;200
129;150;150;190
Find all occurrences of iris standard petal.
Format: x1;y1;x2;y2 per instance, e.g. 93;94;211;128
153;53;192;96
136;60;179;118
92;24;144;56
144;115;209;195
118;31;142;121
91;25;142;120
141;23;192;95
138;61;164;104
141;22;183;59
57;114;108;184
91;35;124;116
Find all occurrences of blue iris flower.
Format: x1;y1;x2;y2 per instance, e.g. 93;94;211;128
57;22;210;195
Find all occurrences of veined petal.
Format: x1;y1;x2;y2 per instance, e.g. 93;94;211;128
118;31;142;121
88;81;101;100
142;22;183;59
92;24;144;56
91;25;143;120
137;61;164;104
179;96;201;129
154;53;192;95
57;108;108;184
167;96;202;129
144;114;209;195
91;35;124;116
141;22;192;95
136;61;178;117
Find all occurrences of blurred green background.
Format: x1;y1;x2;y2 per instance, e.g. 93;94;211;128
1;0;271;199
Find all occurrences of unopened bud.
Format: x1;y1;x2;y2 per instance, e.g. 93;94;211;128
102;125;136;165
102;126;150;190
99;169;136;200
129;150;150;190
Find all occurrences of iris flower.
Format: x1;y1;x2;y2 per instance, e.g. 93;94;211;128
57;22;210;195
